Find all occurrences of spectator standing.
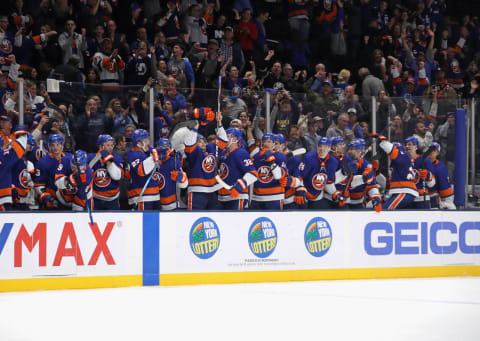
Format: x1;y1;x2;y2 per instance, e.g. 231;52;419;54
58;20;87;70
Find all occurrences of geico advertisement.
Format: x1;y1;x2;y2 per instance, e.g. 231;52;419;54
0;213;136;279
354;211;480;267
159;211;349;273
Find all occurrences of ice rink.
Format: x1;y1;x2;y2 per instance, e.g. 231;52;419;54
1;277;479;341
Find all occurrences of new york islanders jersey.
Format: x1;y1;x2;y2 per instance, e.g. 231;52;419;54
127;148;160;205
379;141;418;197
153;154;187;210
11;156;34;203
55;160;93;210
411;154;435;200
251;150;287;202
430;159;452;199
184;128;227;193
284;153;301;205
87;153;124;201
296;150;338;201
0;139;26;205
34;152;72;201
217;147;258;202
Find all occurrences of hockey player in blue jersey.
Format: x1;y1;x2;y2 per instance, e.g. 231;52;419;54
427;142;455;209
338;140;382;211
34;134;73;210
274;134;302;210
87;134;124;210
183;112;227;210
11;132;36;210
217;127;258;210
294;137;346;209
127;129;161;210
250;133;287;210
55;150;94;211
404;136;436;209
154;138;188;210
370;133;418;210
0;129;28;211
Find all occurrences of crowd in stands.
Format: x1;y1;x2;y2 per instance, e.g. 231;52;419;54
0;0;479;211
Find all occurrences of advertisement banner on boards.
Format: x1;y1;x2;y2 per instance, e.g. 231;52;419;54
159;211;480;275
0;212;143;280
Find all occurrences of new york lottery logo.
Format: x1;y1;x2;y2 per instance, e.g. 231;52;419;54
304;217;332;257
248;217;277;258
190;217;220;259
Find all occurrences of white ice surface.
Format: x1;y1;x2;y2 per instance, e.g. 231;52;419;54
1;277;479;341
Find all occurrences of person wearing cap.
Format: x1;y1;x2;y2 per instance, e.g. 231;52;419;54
294;136;346;209
167;41;196;100
346;108;364;139
0;129;28;211
197;39;223;91
219;26;245;73
427;142;455;209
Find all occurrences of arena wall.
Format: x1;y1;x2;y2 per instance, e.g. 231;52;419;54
1;211;479;292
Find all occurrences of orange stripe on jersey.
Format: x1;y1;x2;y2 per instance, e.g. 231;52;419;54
388;193;405;210
128;187;159;198
0;188;12;197
160;194;176;205
93;188;119;197
55;174;65;181
285;187;296;197
215;138;227;150
390;147;399;160
189;177;217;186
253;187;284;195
390;181;417;190
184;144;196;154
188;192;193;210
74;197;86;207
138;164;146;177
350;192;364;200
439;187;453;197
15;187;29;197
219;188;232;196
12;141;25;159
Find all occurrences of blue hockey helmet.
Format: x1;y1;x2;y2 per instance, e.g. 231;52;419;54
262;133;275;142
156;137;171;149
71;150;87;170
355;138;367;148
226;127;242;141
330;136;344;146
318;136;332;146
430;141;440;152
347;140;362;151
405;136;419;146
275;134;286;144
131;129;149;146
48;133;64;145
26;132;36;147
97;134;115;146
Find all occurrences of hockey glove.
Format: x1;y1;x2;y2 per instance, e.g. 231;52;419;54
229;179;247;199
100;150;114;163
260;149;276;166
279;175;295;188
170;170;186;183
371;196;383;213
419;169;432;181
40;193;57;209
68;172;86;187
151;148;160;163
369;133;387;141
362;168;374;184
333;191;348;207
294;187;307;205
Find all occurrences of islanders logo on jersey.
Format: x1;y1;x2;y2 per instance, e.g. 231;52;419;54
0;38;13;54
18;169;30;189
152;171;165;190
218;162;229;179
257;165;273;183
311;173;328;191
202;154;216;173
190;217;220;259
93;168;112;188
248;217;277;258
304;217;332;257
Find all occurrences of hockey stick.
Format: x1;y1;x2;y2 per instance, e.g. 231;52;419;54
421;145;436;205
341;157;354;199
65;121;94;225
88;152;102;169
135;159;161;208
215;75;221;172
215;174;232;190
286;148;306;159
